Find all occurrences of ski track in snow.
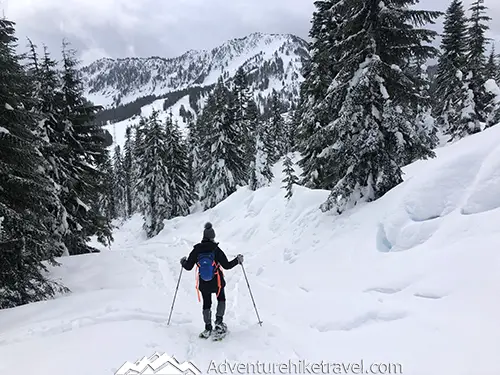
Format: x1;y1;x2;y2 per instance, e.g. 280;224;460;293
1;129;500;374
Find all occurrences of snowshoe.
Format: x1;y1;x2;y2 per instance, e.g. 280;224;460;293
212;322;228;341
199;328;212;339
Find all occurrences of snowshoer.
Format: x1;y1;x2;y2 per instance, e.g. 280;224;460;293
180;222;243;339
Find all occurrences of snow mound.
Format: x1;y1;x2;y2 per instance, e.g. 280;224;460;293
1;127;500;375
378;126;500;253
461;143;500;215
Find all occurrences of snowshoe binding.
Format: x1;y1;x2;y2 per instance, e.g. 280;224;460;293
212;321;227;341
199;325;212;339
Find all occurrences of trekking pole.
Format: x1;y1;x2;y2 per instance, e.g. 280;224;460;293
240;263;263;326
167;266;183;326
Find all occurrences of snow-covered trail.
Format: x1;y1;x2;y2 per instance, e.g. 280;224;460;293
2;128;500;375
0;237;317;374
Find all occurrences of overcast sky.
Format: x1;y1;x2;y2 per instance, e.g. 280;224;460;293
3;0;500;66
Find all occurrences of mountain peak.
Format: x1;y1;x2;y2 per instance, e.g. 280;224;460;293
81;32;309;109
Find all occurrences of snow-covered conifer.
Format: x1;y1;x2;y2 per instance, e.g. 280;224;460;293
135;111;171;238
317;0;440;214
198;78;247;209
250;120;274;190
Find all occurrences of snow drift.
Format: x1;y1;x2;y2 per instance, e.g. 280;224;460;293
1;126;500;375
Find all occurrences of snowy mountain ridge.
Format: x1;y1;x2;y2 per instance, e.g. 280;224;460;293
81;32;309;109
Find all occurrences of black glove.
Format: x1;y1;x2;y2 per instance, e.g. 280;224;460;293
180;256;187;266
237;254;244;264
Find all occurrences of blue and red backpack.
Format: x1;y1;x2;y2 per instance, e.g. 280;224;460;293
195;251;222;301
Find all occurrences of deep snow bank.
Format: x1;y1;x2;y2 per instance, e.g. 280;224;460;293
1;128;500;375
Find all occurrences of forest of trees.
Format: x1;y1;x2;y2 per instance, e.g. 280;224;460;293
0;19;114;308
1;0;499;309
108;68;294;238
294;0;499;214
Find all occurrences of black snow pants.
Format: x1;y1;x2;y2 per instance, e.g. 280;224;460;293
201;287;226;327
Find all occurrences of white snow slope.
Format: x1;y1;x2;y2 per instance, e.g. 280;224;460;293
1;126;500;375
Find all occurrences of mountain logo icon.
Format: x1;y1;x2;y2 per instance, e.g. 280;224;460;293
115;352;202;375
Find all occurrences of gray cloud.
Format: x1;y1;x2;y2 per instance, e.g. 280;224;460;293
3;0;499;66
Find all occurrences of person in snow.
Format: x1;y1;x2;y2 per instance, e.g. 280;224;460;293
180;222;243;338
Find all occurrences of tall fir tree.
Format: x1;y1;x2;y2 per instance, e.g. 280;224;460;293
268;90;286;164
24;41;71;256
123;126;135;218
484;83;500;127
483;45;500;127
249;119;274;190
485;46;498;80
405;58;440;159
447;0;492;139
198;78;247;209
95;150;116;221
315;0;441;214
0;18;68;308
135;111;171;238
433;0;469;133
282;154;299;200
165;114;195;217
234;68;259;182
112;145;127;219
244;99;260;184
496;53;500;84
233;67;254;175
132;118;148;215
192;97;215;199
295;0;343;189
282;125;298;200
56;41;113;254
186;116;203;199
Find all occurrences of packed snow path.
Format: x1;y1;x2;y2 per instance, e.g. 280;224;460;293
1;127;500;375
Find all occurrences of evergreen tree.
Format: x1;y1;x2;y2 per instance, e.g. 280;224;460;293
57;41;113;254
317;0;440;214
249;120;274;190
25;38;40;76
448;0;492;138
132;118;148;214
186;116;202;199
135;111;171;238
295;0;343;189
448;70;481;140
485;46;498;81
123;126;135;218
233;67;251;125
192;95;215;197
198;78;247;209
497;54;500;84
484;81;500;127
165;114;195;217
433;0;469;132
244;99;260;183
0;18;68;308
406;58;440;157
268;90;286;164
113;145;127;219
24;41;71;256
483;46;500;127
95;150;116;220
282;154;299;200
233;68;258;181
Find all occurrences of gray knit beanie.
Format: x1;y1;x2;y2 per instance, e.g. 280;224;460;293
203;222;216;241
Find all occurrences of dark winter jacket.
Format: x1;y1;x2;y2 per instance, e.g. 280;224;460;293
182;239;239;293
